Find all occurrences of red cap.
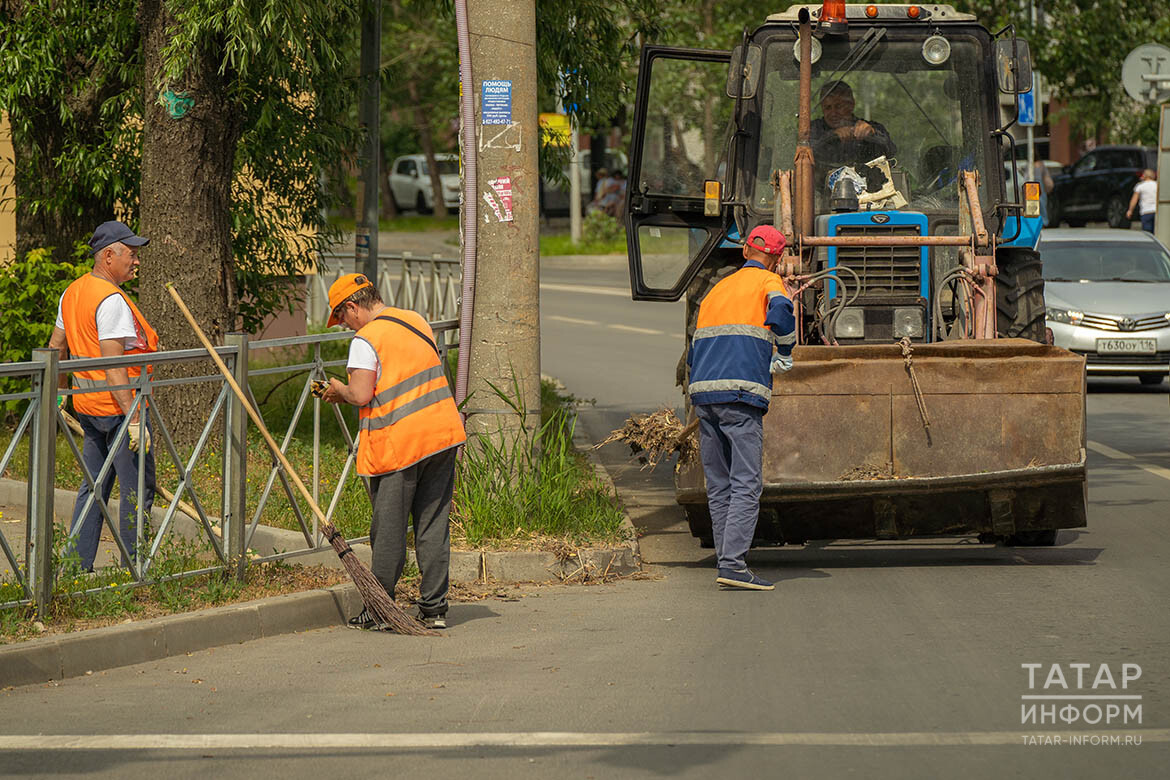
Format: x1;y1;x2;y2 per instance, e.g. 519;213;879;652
745;224;786;255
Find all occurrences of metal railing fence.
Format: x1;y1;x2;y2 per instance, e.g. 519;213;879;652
0;319;457;615
307;252;460;329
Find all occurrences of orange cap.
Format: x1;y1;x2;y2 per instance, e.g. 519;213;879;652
327;273;374;326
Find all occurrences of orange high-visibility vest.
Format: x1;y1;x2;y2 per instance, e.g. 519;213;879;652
61;273;159;417
354;308;465;476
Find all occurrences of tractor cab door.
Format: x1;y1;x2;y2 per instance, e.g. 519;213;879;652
625;46;733;301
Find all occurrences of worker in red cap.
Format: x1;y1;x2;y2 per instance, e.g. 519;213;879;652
686;224;795;590
320;273;466;630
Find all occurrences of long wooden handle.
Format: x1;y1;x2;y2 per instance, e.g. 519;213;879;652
166;284;327;526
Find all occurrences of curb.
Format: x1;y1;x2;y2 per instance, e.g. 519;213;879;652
0;583;364;689
0;425;639;687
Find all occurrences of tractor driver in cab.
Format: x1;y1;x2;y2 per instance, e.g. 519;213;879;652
811;80;897;190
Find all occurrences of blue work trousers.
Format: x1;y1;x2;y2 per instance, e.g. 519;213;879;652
695;402;765;571
69;413;155;571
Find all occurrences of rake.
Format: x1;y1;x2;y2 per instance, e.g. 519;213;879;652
166;284;435;636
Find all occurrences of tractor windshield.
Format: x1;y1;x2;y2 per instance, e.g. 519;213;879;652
752;31;991;216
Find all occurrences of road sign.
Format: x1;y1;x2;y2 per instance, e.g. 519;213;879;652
1122;43;1170;104
1018;90;1036;127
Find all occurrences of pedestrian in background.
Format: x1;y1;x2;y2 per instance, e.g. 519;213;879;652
686;225;795;591
1032;160;1054;227
321;273;465;630
1127;169;1157;233
47;221;157;572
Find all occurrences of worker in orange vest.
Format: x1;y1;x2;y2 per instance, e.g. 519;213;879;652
48;221;158;572
687;224;795;591
320;273;466;630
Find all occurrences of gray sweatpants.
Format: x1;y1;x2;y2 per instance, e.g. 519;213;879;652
368;446;457;616
695;402;765;571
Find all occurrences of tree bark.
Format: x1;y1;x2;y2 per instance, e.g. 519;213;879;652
407;79;449;218
137;0;241;447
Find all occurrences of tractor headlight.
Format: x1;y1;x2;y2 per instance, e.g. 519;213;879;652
1046;307;1084;325
894;308;924;338
837;307;865;338
922;35;951;66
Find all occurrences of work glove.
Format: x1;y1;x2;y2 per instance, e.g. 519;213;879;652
770;353;793;374
127;420;151;454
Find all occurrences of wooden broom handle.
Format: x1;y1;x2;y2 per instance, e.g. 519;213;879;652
166;284;328;527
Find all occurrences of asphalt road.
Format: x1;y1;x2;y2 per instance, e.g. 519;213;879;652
2;254;1168;778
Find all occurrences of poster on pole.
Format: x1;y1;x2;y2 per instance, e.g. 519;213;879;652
482;80;512;125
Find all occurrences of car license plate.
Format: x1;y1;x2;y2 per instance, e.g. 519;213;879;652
1096;338;1157;354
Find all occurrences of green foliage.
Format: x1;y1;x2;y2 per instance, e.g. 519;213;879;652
0;0;143;247
962;0;1170;144
0;245;90;416
157;0;362;332
583;210;626;245
539;214;628;256
453;376;626;548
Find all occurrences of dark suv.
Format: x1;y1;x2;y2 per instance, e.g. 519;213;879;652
1048;145;1156;229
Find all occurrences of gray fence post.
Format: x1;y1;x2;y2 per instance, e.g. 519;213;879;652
223;334;249;580
28;349;58;615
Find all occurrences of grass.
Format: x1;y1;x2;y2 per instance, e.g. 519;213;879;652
328;215;459;233
539;232;627;257
451;375;627;549
0;531;349;644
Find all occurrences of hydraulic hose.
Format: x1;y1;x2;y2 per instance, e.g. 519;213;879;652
454;0;477;407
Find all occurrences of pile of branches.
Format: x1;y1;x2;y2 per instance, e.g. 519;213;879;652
596;408;699;470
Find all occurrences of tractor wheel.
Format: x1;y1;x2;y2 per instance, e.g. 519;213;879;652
996;247;1046;342
1106;197;1130;229
684;504;713;548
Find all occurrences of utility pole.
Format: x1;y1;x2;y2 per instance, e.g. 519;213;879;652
464;0;541;441
356;0;381;282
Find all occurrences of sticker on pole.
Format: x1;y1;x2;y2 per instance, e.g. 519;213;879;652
482;80;512;124
483;176;514;222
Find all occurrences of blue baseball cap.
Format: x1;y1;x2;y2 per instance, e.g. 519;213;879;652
89;221;149;255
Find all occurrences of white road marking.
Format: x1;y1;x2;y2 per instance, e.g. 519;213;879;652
540;283;629;298
608;324;664;336
546;315;600;326
1;730;1167;750
1087;440;1134;460
1088;440;1170;483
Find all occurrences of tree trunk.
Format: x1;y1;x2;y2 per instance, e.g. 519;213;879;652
379;143;400;219
407;79;449;219
137;0;241;447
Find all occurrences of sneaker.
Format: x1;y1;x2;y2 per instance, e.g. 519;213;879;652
419;611;447;630
347;607;389;631
715;568;775;591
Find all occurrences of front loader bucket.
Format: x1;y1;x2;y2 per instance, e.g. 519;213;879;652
678;339;1087;542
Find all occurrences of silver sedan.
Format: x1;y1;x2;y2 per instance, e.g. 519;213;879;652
1041;229;1170;384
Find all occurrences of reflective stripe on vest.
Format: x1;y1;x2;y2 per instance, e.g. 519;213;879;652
61;274;159;417
354;311;466;476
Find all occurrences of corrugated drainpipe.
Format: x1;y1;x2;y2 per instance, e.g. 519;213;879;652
454;0;476;408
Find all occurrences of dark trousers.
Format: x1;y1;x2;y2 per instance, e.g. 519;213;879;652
696;402;765;571
70;413;155;571
368;446;457;616
1141;213;1155;233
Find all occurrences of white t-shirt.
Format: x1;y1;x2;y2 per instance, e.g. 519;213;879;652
346;336;382;382
56;293;143;349
1134;179;1157;215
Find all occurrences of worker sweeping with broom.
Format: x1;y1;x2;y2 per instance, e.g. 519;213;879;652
319;273;466;630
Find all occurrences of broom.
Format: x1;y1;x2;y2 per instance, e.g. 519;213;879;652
166;284;435;636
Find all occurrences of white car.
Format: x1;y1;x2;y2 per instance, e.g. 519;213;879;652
388;153;460;213
1042;229;1170;384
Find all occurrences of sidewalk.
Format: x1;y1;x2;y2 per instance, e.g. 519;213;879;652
0;427;640;687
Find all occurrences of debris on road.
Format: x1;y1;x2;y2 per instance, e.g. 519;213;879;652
597;408;699;470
